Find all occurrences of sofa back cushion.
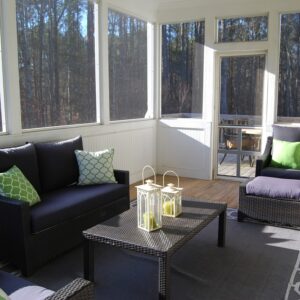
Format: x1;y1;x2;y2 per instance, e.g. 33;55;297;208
0;143;41;192
273;125;300;142
35;136;83;193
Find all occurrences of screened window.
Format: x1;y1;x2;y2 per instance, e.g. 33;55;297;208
278;13;300;122
219;55;265;126
161;21;205;118
217;16;268;43
16;0;96;129
108;10;148;121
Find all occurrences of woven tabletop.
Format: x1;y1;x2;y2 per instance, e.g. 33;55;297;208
83;199;226;256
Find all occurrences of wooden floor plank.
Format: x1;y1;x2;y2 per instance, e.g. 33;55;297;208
130;175;240;208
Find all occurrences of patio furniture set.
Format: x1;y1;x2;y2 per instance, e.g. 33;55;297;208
1;124;300;299
0;136;227;300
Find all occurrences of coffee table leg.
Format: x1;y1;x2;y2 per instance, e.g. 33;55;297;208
218;210;226;247
158;255;170;300
84;239;94;281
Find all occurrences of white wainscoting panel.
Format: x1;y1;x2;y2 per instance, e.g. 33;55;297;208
0;120;157;184
83;127;156;184
157;119;212;179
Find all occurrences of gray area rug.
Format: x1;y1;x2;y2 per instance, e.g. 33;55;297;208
8;210;297;300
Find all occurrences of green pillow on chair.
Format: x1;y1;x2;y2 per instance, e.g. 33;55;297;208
270;139;300;169
0;165;40;206
75;149;117;185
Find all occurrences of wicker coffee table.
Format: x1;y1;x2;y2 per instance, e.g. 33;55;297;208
83;199;227;300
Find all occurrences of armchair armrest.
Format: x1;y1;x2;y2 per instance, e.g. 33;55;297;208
45;278;94;300
114;169;129;186
255;136;273;177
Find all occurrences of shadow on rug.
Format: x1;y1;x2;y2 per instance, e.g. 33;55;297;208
20;213;300;300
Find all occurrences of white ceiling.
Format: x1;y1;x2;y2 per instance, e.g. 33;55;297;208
154;0;253;9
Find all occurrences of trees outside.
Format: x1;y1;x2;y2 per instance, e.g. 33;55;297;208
218;16;268;43
16;0;96;129
220;55;265;126
108;9;148;121
278;13;300;120
161;21;205;118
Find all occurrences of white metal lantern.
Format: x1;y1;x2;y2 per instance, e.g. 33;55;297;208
136;165;162;232
161;170;183;217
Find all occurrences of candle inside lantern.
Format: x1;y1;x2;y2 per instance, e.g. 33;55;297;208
163;200;174;215
143;212;158;231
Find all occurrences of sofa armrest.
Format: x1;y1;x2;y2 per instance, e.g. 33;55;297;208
45;278;94;300
114;169;129;186
0;195;31;235
255;136;273;177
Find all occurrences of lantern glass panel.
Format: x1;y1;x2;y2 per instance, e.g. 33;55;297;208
136;180;162;232
162;184;182;217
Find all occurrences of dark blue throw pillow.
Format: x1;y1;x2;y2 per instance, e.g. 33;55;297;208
0;143;41;193
35;136;83;193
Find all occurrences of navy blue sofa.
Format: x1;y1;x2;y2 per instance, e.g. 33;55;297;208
0;136;130;276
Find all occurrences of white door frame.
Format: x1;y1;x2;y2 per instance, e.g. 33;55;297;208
212;50;268;180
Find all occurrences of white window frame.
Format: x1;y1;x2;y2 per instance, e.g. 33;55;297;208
213;50;269;179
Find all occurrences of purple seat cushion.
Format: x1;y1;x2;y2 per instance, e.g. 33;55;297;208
35;136;83;193
30;183;128;233
246;176;300;199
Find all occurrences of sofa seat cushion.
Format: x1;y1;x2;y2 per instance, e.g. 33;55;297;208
0;271;54;300
9;286;54;300
0;271;32;295
30;184;128;233
246;176;300;199
261;167;300;180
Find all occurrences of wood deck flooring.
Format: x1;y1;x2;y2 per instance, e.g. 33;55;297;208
130;175;240;209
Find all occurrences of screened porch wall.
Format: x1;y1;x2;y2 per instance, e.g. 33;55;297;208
156;0;300;180
0;0;299;182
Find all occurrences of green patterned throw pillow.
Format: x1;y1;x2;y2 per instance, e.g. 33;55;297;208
0;288;10;300
0;165;40;206
75;149;117;185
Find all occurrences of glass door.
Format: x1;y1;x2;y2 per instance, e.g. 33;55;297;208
217;54;265;178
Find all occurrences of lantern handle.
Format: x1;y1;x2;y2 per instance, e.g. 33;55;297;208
142;165;156;184
163;170;180;188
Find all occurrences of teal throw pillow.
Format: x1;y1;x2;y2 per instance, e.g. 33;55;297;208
0;165;40;206
270;139;300;169
75;149;117;185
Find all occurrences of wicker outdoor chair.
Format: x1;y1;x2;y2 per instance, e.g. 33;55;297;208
238;180;300;228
